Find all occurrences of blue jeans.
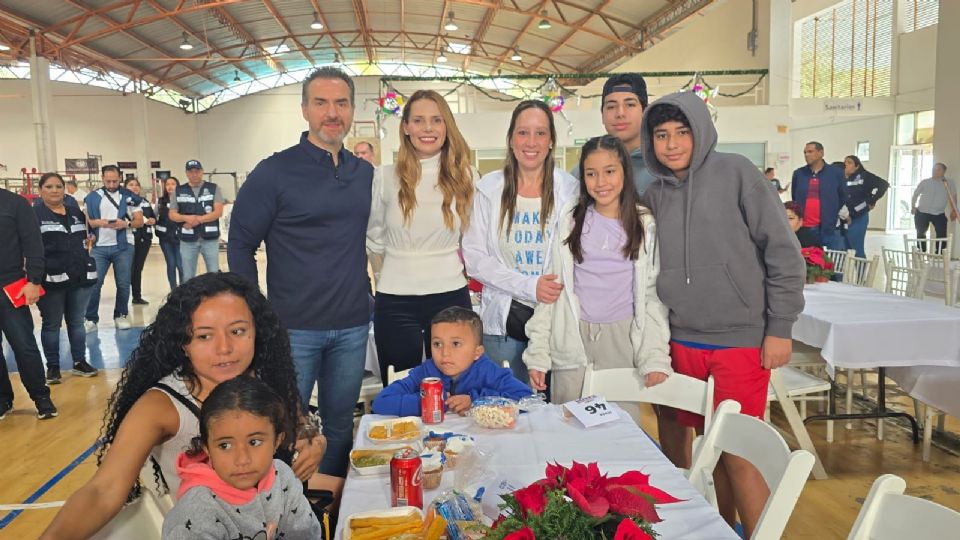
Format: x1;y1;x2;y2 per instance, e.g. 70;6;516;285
289;325;368;477
0;299;49;404
820;228;846;251
845;213;869;258
86;244;134;322
482;334;529;384
180;239;220;281
159;237;184;290
37;286;92;368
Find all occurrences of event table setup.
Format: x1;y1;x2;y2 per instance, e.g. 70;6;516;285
335;403;739;539
793;282;960;441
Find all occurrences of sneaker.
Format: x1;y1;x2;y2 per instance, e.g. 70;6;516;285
114;315;132;330
35;397;58;420
132;298;149;305
84;320;97;333
46;367;62;384
72;360;99;377
0;401;11;420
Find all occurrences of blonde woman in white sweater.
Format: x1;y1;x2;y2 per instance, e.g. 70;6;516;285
524;135;672;403
462;100;579;385
367;90;479;385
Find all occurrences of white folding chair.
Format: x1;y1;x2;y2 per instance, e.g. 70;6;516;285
842;254;879;288
581;365;715;431
765;366;831;424
847;474;960;539
687;400;815;540
824;248;854;281
882;247;929;299
912;247;954;306
903;233;952;256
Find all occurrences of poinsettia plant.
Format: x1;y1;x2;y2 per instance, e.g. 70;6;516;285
484;461;683;540
801;246;835;283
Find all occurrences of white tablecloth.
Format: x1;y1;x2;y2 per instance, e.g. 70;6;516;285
887;366;960;417
793;282;960;375
335;405;738;539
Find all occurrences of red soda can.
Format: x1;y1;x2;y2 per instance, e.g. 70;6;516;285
420;377;445;424
390;448;423;508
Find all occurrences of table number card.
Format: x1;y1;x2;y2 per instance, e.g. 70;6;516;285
564;395;619;428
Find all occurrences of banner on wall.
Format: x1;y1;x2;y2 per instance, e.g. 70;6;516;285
64;158;98;174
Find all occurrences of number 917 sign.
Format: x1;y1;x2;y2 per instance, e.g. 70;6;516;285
563;395;619;428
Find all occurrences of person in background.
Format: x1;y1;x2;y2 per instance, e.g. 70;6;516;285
573;73;656;197
462;100;579;385
766;167;788;194
353;141;377;165
841;155;888;258
156;177;184;291
229;67;373;477
83;164;144;331
65;179;87;209
785;202;818;248
0;184;58;420
33;172;99;385
911;162;958;253
790;142;847;250
125;178;157;305
169;160;224;280
367;89;478;386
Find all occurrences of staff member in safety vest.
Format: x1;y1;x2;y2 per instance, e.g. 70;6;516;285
169;159;224;281
155;176;184;291
83;164;144;332
33;172;99;384
124;178;157;305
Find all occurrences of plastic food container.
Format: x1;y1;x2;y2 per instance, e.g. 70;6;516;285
469;397;520;429
349;445;416;476
343;506;424;539
365;416;424;444
518;394;547;412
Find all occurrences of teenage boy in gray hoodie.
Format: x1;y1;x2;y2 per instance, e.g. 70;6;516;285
641;92;805;538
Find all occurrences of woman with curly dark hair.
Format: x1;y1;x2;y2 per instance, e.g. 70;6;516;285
40;272;326;540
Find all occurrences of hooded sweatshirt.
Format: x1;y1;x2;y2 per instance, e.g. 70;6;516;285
162;454;322;540
641;92;805;348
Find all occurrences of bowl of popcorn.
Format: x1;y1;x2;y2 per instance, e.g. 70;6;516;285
469;397;519;429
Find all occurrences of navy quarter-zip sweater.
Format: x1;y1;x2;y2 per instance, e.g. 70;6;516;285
228;132;374;331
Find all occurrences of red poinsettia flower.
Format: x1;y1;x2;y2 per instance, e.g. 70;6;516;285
542;462;567;488
607;471;684;505
491;514;506;530
567;478;610;517
504;526;536;540
514;482;548;517
612;518;655;540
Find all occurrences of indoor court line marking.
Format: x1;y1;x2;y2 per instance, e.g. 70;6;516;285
0;439;100;530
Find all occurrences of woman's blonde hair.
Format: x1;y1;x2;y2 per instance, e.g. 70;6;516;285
395;89;474;231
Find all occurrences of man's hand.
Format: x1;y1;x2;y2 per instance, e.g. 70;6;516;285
536;274;563;304
528;369;547;391
761;335;792;370
17;282;41;305
445;395;472;416
110;220;127;230
911;207;917;215
291;434;326;481
644;372;668;387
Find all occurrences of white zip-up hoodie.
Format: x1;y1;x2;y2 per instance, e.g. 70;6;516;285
522;201;672;376
462;168;579;336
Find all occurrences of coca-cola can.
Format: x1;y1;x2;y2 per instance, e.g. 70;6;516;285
420;377;444;424
390;448;423;508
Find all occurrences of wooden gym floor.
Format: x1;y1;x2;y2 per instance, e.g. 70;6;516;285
1;248;958;539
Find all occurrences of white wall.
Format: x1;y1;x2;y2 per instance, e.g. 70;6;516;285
0;79;196;192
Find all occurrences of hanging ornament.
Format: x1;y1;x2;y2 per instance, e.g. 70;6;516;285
378;91;404;117
690;78;719;122
559;109;573;137
540;78;565;113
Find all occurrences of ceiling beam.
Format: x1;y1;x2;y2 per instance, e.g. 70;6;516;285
209;4;286;72
430;0;448;65
351;0;375;64
463;0;500;72
261;0;313;65
308;0;343;62
490;0;546;74
577;0;712;73
528;0;611;72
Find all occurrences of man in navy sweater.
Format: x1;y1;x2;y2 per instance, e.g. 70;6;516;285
228;67;374;477
791;141;848;250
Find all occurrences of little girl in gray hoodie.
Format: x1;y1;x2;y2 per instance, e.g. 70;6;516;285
161;377;322;540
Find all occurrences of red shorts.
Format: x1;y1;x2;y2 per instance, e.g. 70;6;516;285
669;341;770;429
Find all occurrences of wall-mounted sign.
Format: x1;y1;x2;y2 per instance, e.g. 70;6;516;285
823;99;863;114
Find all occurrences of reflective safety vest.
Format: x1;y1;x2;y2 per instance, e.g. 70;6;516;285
175;182;220;241
33;203;97;289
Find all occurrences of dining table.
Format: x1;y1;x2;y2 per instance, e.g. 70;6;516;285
335;404;740;539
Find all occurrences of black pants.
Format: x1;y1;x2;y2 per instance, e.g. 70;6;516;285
131;235;152;300
0;298;50;405
373;287;471;386
914;212;948;253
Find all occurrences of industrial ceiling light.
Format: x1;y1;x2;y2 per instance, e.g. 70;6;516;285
437;51;448;63
444;11;458;32
538;11;552;30
511;49;522;61
334;53;342;63
0;43;9;52
179;32;193;50
233;69;240;82
310;12;323;30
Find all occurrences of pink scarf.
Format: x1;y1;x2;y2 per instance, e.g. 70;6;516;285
175;451;277;505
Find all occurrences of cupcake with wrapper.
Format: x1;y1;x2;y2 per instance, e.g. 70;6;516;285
420;452;444;489
423;431;450;452
442;435;475;468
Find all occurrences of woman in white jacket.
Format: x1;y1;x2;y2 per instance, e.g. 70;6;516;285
462;100;579;384
523;135;671;403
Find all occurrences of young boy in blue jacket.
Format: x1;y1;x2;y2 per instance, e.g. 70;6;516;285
373;307;532;416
